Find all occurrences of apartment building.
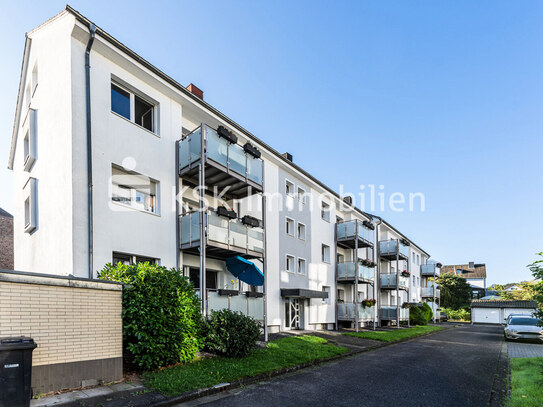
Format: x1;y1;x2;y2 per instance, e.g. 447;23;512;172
8;6;439;333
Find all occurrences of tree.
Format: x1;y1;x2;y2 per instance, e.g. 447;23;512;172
528;253;543;321
496;281;537;301
437;273;473;310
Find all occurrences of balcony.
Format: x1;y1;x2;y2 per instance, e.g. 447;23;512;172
379;240;409;261
380;274;409;290
337;303;376;321
336;220;374;249
178;125;264;199
337;262;374;284
422;286;441;298
380;306;409;321
421;263;441;277
179;211;264;259
203;289;264;322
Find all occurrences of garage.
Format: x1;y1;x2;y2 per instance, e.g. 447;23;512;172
471;300;537;324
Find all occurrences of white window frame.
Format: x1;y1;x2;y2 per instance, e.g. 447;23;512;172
111;165;160;215
31;63;38;96
321;201;330;222
297;258;307;275
322;244;331;263
322;286;330;304
297;186;306;204
23;109;37;172
297;222;306;240
110;79;159;135
285;217;295;236
285;179;295;197
23;178;37;233
285;254;295;273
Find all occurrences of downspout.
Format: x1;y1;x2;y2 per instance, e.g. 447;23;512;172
374;217;382;329
85;24;97;279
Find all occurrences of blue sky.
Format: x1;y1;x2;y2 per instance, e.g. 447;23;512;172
1;1;542;284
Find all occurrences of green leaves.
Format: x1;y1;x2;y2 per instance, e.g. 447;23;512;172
99;263;203;370
437;273;473;310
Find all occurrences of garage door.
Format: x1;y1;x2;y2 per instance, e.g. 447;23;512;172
473;308;501;324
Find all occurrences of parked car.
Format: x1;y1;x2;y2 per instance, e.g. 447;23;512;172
440;312;448;322
504;316;543;342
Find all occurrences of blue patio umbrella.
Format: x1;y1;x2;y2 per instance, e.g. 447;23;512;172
225;256;264;286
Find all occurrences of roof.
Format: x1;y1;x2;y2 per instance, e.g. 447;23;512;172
471;300;537;309
441;264;486;279
8;5;431;258
0;208;13;218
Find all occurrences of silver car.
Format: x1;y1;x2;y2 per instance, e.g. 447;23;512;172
504;313;533;325
504;316;543;342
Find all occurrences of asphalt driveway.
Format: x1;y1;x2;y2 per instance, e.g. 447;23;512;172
189;324;505;407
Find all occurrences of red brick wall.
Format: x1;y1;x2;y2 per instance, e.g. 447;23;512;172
0;215;14;270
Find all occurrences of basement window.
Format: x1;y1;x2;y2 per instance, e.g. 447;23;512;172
23;178;37;233
112;252;159;265
111;82;156;133
111;165;159;214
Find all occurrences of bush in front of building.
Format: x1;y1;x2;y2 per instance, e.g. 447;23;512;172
99;263;203;370
409;302;433;325
442;307;471;321
204;309;261;358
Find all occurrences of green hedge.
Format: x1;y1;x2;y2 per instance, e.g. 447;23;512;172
99;263;203;369
205;309;261;358
409;302;433;325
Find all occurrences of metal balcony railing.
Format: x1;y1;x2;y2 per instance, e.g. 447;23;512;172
337;262;375;283
422;287;441;298
379;240;409;259
421;264;441;277
199;289;264;321
380;274;410;290
380;306;409;320
179;126;263;185
336;220;374;247
179;211;264;255
337;303;376;320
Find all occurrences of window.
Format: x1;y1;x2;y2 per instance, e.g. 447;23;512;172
25;84;31;108
286;255;295;273
321;244;330;263
416;254;420;265
321;202;330;222
286;217;294;236
112;252;159;266
322;286;330;303
111;82;156;132
31;63;38;95
337;253;345;264
297;222;306;240
23;109;37;171
23;178;37;233
285;180;294;197
412;252;416;263
297;258;306;275
337;289;345;301
188;268;217;290
111;165;159;214
297;187;306;203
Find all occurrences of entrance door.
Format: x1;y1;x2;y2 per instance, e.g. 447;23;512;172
285;298;302;329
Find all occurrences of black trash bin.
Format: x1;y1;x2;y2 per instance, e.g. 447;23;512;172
0;337;37;407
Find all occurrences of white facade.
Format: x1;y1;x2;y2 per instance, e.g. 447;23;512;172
9;7;436;332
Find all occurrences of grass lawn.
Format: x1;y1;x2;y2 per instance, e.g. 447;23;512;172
144;335;349;396
508;357;543;407
343;325;443;342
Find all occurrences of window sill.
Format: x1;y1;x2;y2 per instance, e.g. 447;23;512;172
111;111;160;138
110;201;161;217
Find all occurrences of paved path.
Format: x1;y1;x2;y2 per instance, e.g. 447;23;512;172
181;325;504;407
508;340;543;358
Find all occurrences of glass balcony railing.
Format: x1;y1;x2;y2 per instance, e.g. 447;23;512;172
380;306;409;320
206;290;264;321
336;220;374;245
337;262;374;282
179;211;264;254
422;287;441;298
338;303;376;320
178;125;264;186
421;264;441;276
380;274;410;289
379;240;409;259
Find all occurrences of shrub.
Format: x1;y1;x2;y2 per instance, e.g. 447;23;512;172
409;303;433;325
99;263;203;370
205;309;261;358
442;307;471;321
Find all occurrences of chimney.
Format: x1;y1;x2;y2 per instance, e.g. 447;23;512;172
282;152;293;162
187;83;203;100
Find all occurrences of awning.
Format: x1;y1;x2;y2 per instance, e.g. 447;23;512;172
281;288;328;299
225;256;264;286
